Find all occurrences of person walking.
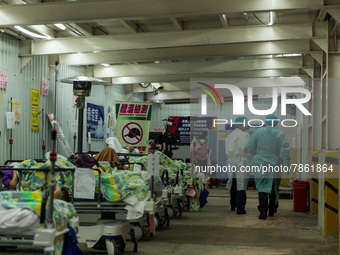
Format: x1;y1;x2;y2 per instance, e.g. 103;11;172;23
225;116;250;214
248;114;290;219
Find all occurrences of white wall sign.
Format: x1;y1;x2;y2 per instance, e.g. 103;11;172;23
6;112;15;129
147;154;159;176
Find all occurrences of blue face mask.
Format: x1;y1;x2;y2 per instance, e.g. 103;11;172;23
244;124;249;131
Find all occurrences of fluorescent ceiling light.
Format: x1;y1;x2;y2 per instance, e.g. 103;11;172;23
100;63;110;67
275;53;302;58
282;53;302;57
14;26;51;39
54;23;66;30
268;11;275;26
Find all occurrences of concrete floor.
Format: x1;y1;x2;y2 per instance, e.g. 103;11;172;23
0;188;338;255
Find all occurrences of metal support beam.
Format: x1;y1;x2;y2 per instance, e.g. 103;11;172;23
115;70;305;85
111;69;304;84
119;20;139;33
130;78;305;93
29;25;56;38
0;0;324;26
95;57;303;78
219;14;229;27
147;91;194;101
146;86;297;101
133;82;189;93
67;23;93;37
310;51;323;65
22;23;318;56
59;40;310;66
170;17;183;30
303;67;314;78
313;38;328;52
21;56;32;70
1;0;26;4
328;8;340;24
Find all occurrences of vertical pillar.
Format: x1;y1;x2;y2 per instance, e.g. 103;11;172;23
328;55;340;149
324;54;340;235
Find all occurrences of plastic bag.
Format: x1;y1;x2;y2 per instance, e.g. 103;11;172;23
199;188;209;208
62;227;83;255
106;137;123;152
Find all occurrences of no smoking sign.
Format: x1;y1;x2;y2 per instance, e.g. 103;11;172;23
122;122;143;145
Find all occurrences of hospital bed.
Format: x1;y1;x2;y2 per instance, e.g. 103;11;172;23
97;159;168;240
72;167;138;254
0;161;138;255
76;151;171;241
0;131;79;255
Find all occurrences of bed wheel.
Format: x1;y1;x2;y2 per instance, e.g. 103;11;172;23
154;214;160;229
131;225;143;241
167;206;174;218
105;239;118;255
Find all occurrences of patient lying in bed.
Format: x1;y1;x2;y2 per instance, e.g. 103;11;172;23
0;187;75;234
1;167;62;200
1;168;19;190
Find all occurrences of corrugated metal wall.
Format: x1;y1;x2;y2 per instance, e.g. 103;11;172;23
0;33;53;164
0;33;20;164
0;33;88;163
0;33;128;163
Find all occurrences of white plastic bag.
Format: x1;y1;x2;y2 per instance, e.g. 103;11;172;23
106;136;123;152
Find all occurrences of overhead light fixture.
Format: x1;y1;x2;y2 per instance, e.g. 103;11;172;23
268;11;275;26
281;53;302;57
274;53;302;58
54;23;66;30
100;63;110;67
14;26;51;39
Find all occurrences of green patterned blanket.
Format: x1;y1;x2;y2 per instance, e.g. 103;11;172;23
128;151;193;183
10;156;149;202
0;190;76;255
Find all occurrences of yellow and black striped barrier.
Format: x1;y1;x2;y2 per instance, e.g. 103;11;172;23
324;150;338;235
311;151;319;214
